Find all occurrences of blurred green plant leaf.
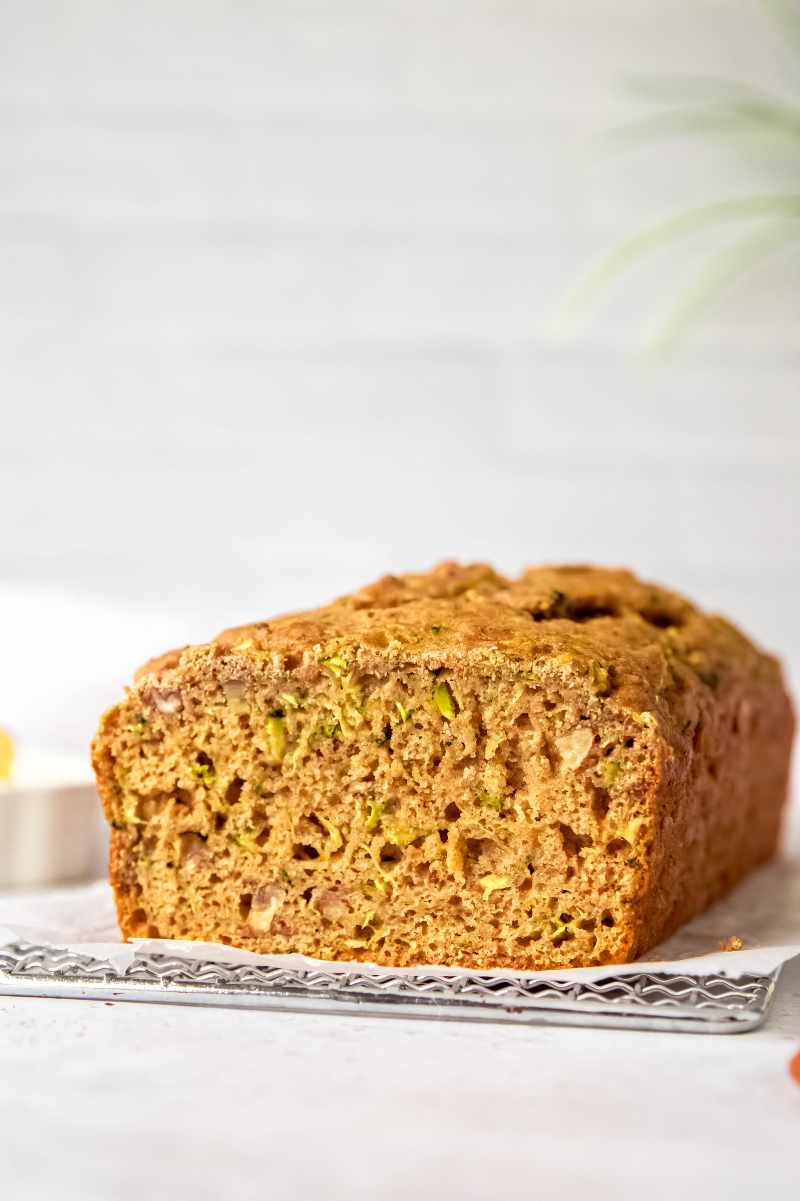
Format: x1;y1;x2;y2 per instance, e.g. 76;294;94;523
646;216;800;354
556;2;800;353
556;194;800;335
602;94;800;152
764;0;800;44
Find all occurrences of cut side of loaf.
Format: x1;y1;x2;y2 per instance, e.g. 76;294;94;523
92;563;794;971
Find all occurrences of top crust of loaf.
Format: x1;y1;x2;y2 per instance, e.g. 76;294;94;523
133;561;785;748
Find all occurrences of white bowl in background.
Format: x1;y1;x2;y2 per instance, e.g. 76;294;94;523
0;748;107;888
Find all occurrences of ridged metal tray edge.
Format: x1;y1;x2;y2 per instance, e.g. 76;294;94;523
0;942;780;1034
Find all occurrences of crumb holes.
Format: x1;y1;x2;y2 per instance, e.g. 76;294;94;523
209;873;222;885
302;887;313;903
379;843;402;865
543;699;556;712
600;911;615;928
624;737;634;749
292;843;320;861
515;713;532;731
591;787;611;822
565;866;575;880
237;714;251;730
559;912;573;923
383;721;392;743
505;745;526;792
146;925;161;939
578;918;596;932
558;822;592;857
239;893;253;920
567;603;618;622
196;751;213;768
214;812;228;831
640;609;680;629
606;837;631;855
219;936;232;946
447;896;462;910
444;802;461;822
708;760;719;780
142;835;158;856
519;877;532;893
306;813;325;832
438;829;449;844
225;777;244;806
283;653;302;670
466;837;495;860
527;862;535;875
131;908;147;926
540;735;559;772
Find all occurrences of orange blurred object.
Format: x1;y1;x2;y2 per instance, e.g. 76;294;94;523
789;1051;800;1087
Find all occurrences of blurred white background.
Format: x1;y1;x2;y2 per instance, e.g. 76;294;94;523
1;0;798;756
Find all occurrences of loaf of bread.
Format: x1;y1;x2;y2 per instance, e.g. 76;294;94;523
93;563;794;971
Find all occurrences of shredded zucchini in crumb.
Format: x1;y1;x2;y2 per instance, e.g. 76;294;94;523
191;762;216;788
232;831;267;855
432;681;456;720
265;713;286;761
364;799;385;832
320;654;348;677
588;660;611;695
477;790;505;811
395;701;411;722
318;814;343;852
479;873;511;899
601;759;621;788
279;691;301;709
363;875;391;898
617;816;645;845
383;823;425;848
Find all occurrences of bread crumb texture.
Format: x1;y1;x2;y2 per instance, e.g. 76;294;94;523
92;563;794;970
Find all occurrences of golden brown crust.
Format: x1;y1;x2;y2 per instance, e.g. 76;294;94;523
160;560;783;736
94;562;794;967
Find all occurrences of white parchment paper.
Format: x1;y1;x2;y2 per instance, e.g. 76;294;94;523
1;853;799;984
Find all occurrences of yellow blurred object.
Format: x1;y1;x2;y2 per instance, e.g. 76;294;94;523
0;726;14;781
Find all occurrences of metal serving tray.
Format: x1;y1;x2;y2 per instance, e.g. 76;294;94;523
0;941;780;1033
